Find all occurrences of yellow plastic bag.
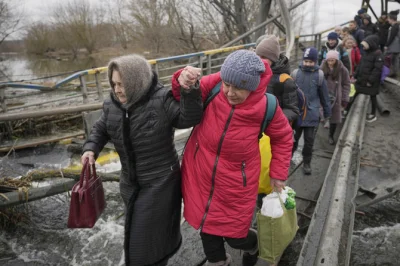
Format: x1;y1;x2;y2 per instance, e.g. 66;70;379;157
259;134;273;194
350;83;356;97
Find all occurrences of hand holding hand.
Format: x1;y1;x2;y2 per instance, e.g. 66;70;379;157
81;151;95;165
270;178;286;193
178;66;201;90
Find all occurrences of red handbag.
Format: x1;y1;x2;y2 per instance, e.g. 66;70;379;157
67;159;106;228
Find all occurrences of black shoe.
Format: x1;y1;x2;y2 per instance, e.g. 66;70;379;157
329;136;335;145
242;251;259;266
303;162;312;175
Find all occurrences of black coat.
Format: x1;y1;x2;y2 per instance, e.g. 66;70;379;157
268;54;299;122
355;35;384;96
377;20;390;46
83;75;203;265
361;15;379;38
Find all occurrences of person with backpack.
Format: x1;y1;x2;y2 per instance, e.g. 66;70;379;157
320;51;351;145
255;36;300;124
291;47;331;175
318;32;351;72
171;50;293;266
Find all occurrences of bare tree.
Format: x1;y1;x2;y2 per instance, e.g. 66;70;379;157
255;0;273;39
24;23;53;54
105;0;133;49
51;0;106;55
0;1;23;45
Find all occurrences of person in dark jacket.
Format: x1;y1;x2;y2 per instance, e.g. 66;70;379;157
320;51;351;145
361;14;379;37
291;47;331;175
255;35;299;123
349;20;366;54
318;32;351;72
377;13;391;52
348;35;384;122
386;10;400;77
355;8;367;28
81;54;203;266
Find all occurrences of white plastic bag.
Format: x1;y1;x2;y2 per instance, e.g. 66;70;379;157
260;192;288;218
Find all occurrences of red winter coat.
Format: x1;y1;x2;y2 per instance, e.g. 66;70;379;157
350;46;361;76
171;61;293;238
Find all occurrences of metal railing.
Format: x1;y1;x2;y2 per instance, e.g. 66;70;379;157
0;20;355;118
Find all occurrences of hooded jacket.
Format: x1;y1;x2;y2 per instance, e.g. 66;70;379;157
318;39;351;72
268;54;299;122
361;14;379;37
83;55;203;265
171;60;293;238
355;35;384;95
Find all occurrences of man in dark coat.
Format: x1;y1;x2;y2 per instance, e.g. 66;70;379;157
349;20;366;55
349;35;384;122
255;35;299;124
377;13;391;52
81;54;203;265
361;14;379;37
386;10;400;77
354;8;367;28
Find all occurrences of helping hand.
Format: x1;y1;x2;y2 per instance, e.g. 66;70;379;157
178;66;202;90
270;178;286;193
81;151;95;165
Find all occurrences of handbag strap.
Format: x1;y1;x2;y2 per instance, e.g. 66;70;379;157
79;158;98;188
276;192;288;214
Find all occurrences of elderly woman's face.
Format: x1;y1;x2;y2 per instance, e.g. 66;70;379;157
222;82;251;105
112;70;127;104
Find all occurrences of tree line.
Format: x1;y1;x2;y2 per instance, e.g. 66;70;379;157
1;0;305;58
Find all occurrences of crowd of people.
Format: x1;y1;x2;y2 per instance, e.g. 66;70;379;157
77;7;396;266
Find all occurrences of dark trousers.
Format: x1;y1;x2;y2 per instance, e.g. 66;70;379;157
329;123;337;138
200;230;257;263
346;92;377;116
292;126;318;163
390;53;399;75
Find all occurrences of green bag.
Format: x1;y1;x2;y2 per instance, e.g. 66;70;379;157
256;194;298;263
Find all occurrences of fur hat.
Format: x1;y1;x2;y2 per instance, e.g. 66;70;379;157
361;41;370;50
303;47;318;62
108;54;153;108
220;50;265;91
255;35;281;63
326;50;339;60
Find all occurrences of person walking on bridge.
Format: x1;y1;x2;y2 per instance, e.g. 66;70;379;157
320;51;351;145
81;54;203;266
171;50;293;266
348;35;384;122
291;47;331;175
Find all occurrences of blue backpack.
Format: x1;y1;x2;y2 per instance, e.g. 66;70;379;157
204;82;278;140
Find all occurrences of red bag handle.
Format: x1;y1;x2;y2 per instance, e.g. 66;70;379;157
80;158;98;186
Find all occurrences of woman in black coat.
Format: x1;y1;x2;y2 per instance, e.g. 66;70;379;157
81;54;203;265
349;35;384;122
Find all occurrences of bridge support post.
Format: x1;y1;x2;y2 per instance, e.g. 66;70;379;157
94;73;104;102
79;76;88;104
198;56;204;77
207;55;212;75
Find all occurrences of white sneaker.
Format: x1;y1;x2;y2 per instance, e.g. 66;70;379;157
366;114;377;123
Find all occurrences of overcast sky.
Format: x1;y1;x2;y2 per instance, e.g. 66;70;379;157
12;0;400;38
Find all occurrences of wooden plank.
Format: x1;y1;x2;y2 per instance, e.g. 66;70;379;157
0;131;85;152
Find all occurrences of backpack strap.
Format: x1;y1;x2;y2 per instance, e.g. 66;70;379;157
318;69;324;87
204;82;222;109
259;93;278;140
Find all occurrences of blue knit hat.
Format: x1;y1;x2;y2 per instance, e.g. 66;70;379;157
327;32;339;41
303;47;318;62
220;50;265;91
358;9;366;15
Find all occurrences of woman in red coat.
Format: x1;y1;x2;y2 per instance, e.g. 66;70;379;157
343;37;361;77
171;50;293;266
